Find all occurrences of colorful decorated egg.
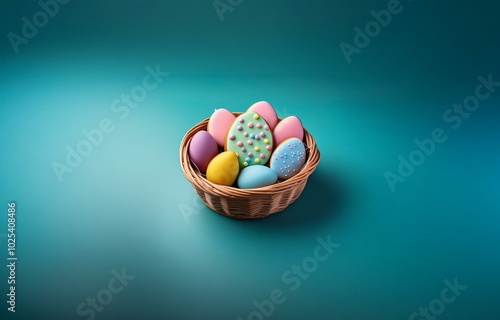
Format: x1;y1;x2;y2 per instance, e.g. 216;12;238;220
207;108;236;147
273;116;304;146
237;165;278;189
206;151;239;186
247;101;279;131
225;111;273;168
188;130;218;172
270;137;306;180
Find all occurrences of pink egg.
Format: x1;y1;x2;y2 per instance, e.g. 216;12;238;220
207;108;236;147
188;130;218;173
247;101;279;130
273;116;304;146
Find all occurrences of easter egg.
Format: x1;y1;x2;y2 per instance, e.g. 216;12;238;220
270;138;306;180
247;101;279;131
188;130;218;172
207;108;236;147
237;165;278;189
225;111;273;168
206;151;239;186
273;116;304;146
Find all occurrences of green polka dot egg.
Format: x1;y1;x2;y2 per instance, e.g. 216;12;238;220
224;112;273;168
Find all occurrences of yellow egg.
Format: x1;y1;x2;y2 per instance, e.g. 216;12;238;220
206;151;239;186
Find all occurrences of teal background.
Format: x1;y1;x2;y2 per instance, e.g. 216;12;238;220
1;0;499;319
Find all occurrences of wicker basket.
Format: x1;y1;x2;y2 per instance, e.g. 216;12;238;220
179;113;321;219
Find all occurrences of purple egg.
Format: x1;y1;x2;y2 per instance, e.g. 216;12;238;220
189;130;218;172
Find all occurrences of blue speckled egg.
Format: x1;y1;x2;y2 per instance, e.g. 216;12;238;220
270;137;306;180
237;165;278;189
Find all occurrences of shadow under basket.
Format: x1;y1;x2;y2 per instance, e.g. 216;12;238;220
179;113;321;219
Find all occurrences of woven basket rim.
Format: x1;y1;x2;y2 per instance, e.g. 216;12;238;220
179;112;320;197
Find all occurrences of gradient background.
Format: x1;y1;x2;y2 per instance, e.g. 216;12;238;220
1;0;499;319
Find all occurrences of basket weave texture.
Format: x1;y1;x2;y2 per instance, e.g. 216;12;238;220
179;113;321;219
